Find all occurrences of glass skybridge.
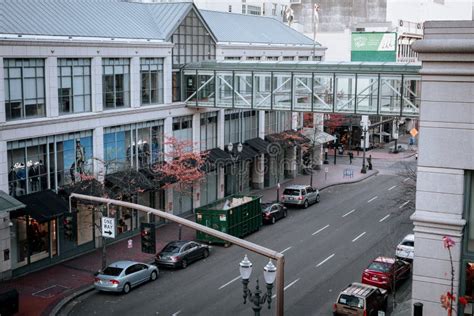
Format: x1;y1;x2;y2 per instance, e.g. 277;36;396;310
182;61;421;117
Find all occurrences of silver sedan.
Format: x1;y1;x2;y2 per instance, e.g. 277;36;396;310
94;260;159;294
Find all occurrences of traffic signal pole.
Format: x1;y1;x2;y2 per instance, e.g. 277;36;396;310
69;193;286;316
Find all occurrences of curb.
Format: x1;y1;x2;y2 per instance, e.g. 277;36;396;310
318;169;379;192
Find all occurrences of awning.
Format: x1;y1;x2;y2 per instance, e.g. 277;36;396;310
245;137;271;154
373;131;391;136
265;130;310;147
105;169;155;195
58;179;106;198
301;128;337;145
13;190;68;222
206;148;233;166
0;190;25;213
227;143;259;162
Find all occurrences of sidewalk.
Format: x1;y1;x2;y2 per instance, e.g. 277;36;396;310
0;161;381;316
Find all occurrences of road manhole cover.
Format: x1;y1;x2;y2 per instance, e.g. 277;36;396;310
32;285;70;298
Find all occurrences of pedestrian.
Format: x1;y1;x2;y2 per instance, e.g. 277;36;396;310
415;153;418;160
368;155;373;170
349;152;353;164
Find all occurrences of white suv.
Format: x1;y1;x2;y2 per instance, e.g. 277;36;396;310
281;185;320;208
396;234;414;261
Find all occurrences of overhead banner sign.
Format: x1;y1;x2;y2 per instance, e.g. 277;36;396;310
351;32;397;62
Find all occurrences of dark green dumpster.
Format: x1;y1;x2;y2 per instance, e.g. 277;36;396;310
195;195;262;246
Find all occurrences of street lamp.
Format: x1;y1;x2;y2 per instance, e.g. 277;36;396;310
361;126;368;174
228;142;243;192
240;255;277;316
333;134;338;165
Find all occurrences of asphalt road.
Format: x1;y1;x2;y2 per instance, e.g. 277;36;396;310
68;164;415;316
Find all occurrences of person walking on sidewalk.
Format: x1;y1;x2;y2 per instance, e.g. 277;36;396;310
349;152;353;164
368;155;373;170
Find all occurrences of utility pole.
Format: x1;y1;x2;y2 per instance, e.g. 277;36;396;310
360;115;370;174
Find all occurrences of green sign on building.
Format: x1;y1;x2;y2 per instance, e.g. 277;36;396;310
351;32;397;62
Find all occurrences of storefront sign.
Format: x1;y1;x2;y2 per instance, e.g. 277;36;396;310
101;217;116;239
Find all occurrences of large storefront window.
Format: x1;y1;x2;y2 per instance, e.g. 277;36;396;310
173;116;193;152
224;110;258;144
201;171;217;206
140;58;164;105
4;58;45;120
58;58;91;114
104;120;164;172
265;111;292;135
7;131;93;196
103;58;130;109
200;112;218;151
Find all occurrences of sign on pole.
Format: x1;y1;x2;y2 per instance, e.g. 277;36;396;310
101;217;116;239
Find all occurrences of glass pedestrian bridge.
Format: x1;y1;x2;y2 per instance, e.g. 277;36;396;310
183;61;421;117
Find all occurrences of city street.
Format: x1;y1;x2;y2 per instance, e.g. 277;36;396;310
67;160;415;316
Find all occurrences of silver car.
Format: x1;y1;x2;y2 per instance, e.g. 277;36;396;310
281;185;320;208
94;260;159;294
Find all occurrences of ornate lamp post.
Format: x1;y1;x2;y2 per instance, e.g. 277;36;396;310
228;142;243;192
361;126;368;174
240;255;277;316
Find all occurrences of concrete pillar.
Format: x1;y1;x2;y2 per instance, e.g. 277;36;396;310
45;57;58;117
130;57;140;108
0;57;5;123
217;166;225;199
93;127;104;182
193;182;201;210
252;154;264;189
192;112;201;153
163;116;173;161
258;110;265;140
284;147;297;178
91;57;103;113
217;109;225;150
313;113;324;169
163;56;172;104
410;21;473;316
291;111;298;130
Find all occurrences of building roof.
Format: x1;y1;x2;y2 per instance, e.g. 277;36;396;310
200;10;317;46
0;0;193;40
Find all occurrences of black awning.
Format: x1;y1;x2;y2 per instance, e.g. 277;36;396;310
227;143;259;161
207;148;233;165
245;137;271;154
140;165;176;189
13;190;68;222
105;169;155;195
58;179;106;198
265;130;310;147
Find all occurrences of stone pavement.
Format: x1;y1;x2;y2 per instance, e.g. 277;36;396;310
0;137;415;316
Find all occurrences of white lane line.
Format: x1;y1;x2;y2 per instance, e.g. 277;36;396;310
403;177;410;182
379;214;390;222
272;278;300;298
352;232;367;242
172;311;181;316
342;209;356;218
367;196;378;203
281;246;292;254
312;224;330;236
399;200;410;209
218;276;241;290
316;254;335;267
388;185;397;191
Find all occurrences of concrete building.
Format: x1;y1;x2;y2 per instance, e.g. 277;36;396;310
0;0;321;279
411;20;474;315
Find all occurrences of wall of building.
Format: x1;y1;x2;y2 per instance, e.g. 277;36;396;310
387;0;472;24
411;20;474;315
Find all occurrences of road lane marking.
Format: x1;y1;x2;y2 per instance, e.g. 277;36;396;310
281;246;292;254
367;196;378;203
312;224;330;236
388;185;397;191
272;278;300;298
352;232;366;242
379;214;390;222
342;209;356;218
316;254;335;267
399;200;410;209
403;177;410;182
172;311;181;316
218;276;240;290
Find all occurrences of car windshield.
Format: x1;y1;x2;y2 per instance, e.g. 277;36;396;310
368;262;391;272
261;204;272;211
402;241;414;247
283;189;300;196
102;267;123;276
162;244;181;253
338;294;364;308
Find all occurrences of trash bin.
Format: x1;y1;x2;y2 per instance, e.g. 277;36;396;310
0;288;19;316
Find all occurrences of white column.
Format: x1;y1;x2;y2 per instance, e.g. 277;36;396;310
217;109;225;149
258;110;265;139
252;154;264;189
192;112;200;153
217;166;225;199
163;116;173;161
130;57;140;108
284;147;297;178
163;56;172;104
91;57;103;113
0;141;8;194
291;111;298;130
0;57;5;123
45;57;59;117
193;182;201;210
313;113;323;169
93;127;104;182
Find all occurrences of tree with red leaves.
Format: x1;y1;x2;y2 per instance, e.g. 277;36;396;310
324;113;349;134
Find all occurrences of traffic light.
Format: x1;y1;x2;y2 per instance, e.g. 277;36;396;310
141;223;156;254
63;214;75;241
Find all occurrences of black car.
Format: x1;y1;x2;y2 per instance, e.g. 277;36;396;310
155;241;210;269
261;202;287;224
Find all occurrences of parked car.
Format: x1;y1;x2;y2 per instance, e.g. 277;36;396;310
361;257;411;291
396;233;415;261
155;240;210;269
261;202;287;224
281;185;320;208
94;261;158;294
333;282;387;316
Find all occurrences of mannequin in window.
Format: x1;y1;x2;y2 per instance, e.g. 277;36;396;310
29;162;40;192
75;140;85;175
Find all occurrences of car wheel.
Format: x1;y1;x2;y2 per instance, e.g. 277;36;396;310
123;283;131;294
304;200;309;208
150;270;158;281
316;194;320;203
271;216;276;224
202;249;209;259
181;259;188;269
